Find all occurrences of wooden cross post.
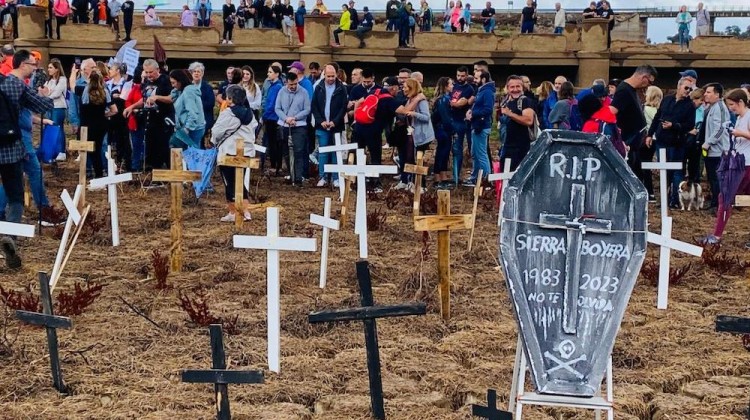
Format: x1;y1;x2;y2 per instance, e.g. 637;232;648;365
218;138;260;229
15;272;72;393
487;158;516;225
233;207;317;373
642;148;682;220
467;168;485;251
340;152;355;227
404;150;428;216
715;315;750;419
152;149;202;272
325;149;398;259
89;146;133;246
647;217;703;309
68;126;95;212
49;187;91;292
181;324;264;420
472;389;512;420
308;261;426;420
414;190;472;320
310;197;340;288
319;141;357;201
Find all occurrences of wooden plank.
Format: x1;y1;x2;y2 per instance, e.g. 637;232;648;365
233;236;317;252
15;310;72;329
68;140;95;153
52;205;90;291
468;168;484;251
734;195;750;207
437;190;451;321
39;272;66;393
403;163;428;176
209;324;231;419
340;152;355;227
715;315;750;334
308;303;427;323
151;169;202;182
0;221;35;238
181;370;265;384
75;127;90;211
170;152;184;273
217;155;260;169
413;214;473;232
234;166;244;229
88;173;133;188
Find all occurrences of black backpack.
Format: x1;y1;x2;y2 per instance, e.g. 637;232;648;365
0;76;20;146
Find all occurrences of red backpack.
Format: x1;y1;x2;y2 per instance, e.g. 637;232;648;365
354;89;391;125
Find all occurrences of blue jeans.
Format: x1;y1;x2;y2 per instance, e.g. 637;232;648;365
398;22;409;46
131;128;145;171
387;17;399;31
470;128;491;182
521;21;534;33
678;25;690;48
316;129;338;181
0;151;50;213
484;18;495;33
48;108;67;152
451;120;469;183
554;26;563;34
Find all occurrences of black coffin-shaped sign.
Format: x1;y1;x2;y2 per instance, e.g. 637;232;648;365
500;131;648;397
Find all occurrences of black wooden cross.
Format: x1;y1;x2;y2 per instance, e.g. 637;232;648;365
471;389;512;420
15;272;72;393
308;260;427;420
715;315;750;420
181;324;264;420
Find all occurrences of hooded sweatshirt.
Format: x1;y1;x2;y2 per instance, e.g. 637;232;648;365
211;104;258;161
470;80;496;131
703;100;730;157
274;85;311;128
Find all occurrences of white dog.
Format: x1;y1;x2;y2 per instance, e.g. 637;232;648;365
678;180;704;211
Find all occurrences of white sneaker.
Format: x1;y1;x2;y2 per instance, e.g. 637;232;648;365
55;152;67;162
74;154;80;162
309;153;319;165
394;181;408;190
407;182;415;193
316;178;327;187
220;213;235;223
227;40;233;45
221;39;227;44
332;179;340;188
243;212;252;221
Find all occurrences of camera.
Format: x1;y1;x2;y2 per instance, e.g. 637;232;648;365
32;68;48;90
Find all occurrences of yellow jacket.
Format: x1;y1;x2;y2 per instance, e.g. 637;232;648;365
339;9;350;30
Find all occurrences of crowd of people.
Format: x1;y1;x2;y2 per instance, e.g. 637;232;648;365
0;38;749;268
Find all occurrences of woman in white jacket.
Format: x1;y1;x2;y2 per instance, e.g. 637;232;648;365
211;85;259;222
45;58;68;161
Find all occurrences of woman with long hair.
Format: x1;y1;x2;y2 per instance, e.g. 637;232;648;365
45;58;68;161
640;85;663;199
535;81;554;130
169;69;206;148
395;78;433;192
222;0;236;44
431;77;454;188
549;81;575;129
81;71;117;179
239;65;262;115
449;0;461;32
675;5;692;52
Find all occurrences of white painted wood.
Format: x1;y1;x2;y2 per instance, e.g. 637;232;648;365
647;216;703;310
51;186;82;287
321;136;357;201
642;149;682;220
232;207;317;373
88;173;133;188
488;158;516;226
254;144;267;154
324;149;397;259
310;197;340;288
89;147;133;247
0;221;35;237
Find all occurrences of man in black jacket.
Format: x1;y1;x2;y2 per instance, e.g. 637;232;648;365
645;76;696;208
311;64;347;188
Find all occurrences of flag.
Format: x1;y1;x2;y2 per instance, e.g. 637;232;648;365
153;35;167;65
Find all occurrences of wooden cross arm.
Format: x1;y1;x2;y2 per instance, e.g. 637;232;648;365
15;310;72;329
233;235;317;252
181;369;265;384
310;214;340;230
642;161;682;170
414;214;473;232
735;195;750;206
68;140;95;152
218;155;260;169
404;163;428;176
319;143;357;153
715;315;750;334
308;303;426;323
89;173;134;188
0;221;36;238
152;169;202;182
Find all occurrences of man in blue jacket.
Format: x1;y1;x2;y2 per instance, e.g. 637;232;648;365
464;69;494;187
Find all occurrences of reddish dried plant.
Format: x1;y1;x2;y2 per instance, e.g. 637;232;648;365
40;205;67;226
177;288;239;335
640;259;659;283
367;207;387;231
700;243;748;276
420;191;438;215
56;282;104;316
0;285;41;312
151;250;170;290
641;260;693;287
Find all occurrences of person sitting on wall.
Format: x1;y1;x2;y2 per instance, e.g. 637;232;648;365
144;4;163;25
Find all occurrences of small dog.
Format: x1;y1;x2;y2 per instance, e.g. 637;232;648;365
678;180;704;211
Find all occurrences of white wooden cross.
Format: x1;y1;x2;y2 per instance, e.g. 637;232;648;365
647;216;703;309
233;207;317;373
243;143;267;191
642;148;682;220
324;148;398;259
89;146;133;246
50;186;91;291
487;158;516;226
310;197;340;288
320;139;357;201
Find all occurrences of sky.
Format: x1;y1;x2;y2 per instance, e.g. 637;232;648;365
147;0;749;42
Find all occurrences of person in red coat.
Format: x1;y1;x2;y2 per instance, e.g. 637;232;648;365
580;84;626;157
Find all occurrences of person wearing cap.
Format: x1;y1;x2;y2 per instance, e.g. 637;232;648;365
0;45;14;76
287;61;312;98
679;69;697;88
355;5;372;47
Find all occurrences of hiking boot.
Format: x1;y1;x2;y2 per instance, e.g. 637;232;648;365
0;237;21;269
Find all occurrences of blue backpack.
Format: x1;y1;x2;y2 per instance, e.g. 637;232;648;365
568;99;583;131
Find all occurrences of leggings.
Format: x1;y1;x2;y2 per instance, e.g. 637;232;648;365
223;23;234;40
55;16;66;39
296;25;304;43
219;165;249;202
434;128;451;173
263;119;281;171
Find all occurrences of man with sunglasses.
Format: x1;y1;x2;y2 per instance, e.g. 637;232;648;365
610;64;658;172
644;77;696;209
0;49;53;267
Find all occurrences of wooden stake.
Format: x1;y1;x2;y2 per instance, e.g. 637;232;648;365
468;168;484;251
340;152;355;228
52;205;90;292
217;138;260;229
404;150;428;216
152;149;202;272
68;127;95;212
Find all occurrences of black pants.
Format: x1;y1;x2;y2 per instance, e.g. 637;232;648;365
111;16;119;37
109;118;131;171
0;7;18;38
75;9;88;24
88;126;107;178
0;160;24;223
223;23;233;40
44;18;52;38
333;27;343;44
55;16;66;39
705;156;721;208
219;165;249;202
355;129;383;189
638;144;655;196
123;16;132;39
684;142;702;183
144;118;171;171
263;119;281;171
